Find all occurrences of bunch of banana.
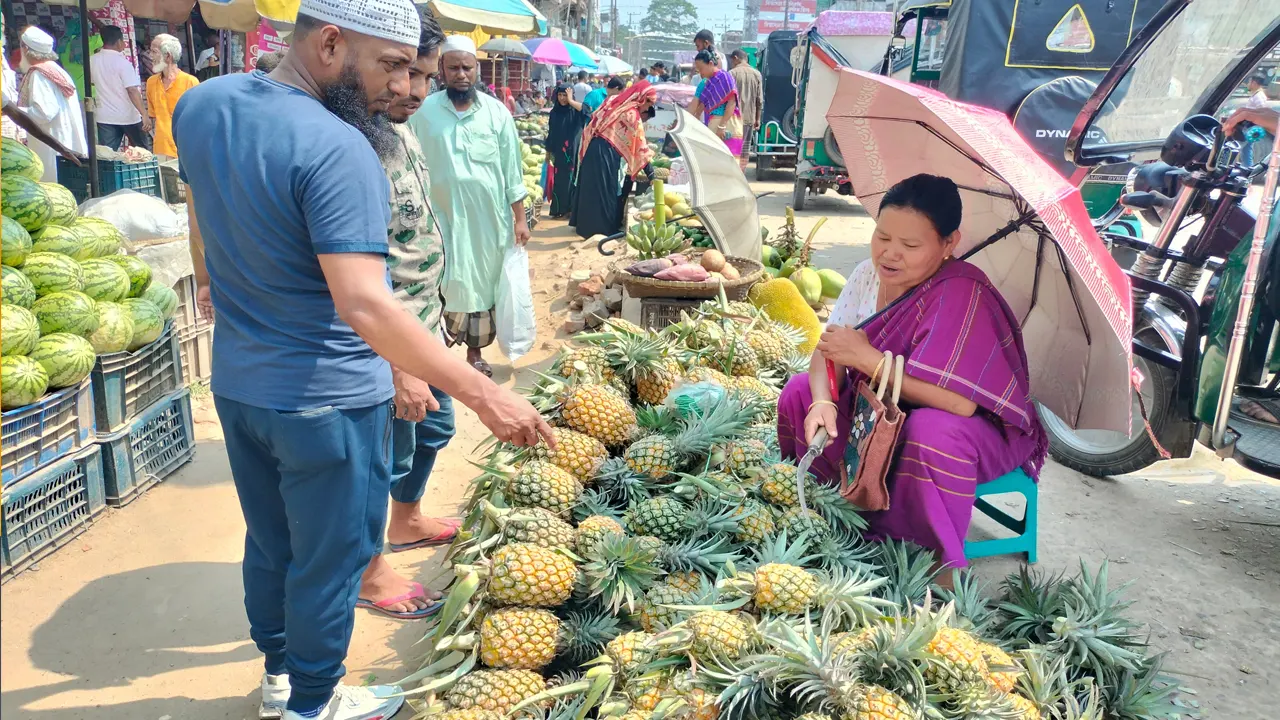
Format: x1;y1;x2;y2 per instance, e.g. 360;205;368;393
626;220;688;260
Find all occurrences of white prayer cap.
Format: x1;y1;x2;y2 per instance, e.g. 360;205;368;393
441;35;477;57
297;0;420;47
20;26;56;55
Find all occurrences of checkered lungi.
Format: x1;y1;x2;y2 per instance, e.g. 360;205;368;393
442;308;497;349
739;124;755;169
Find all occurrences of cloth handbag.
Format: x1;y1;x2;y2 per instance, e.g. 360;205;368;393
838;351;906;511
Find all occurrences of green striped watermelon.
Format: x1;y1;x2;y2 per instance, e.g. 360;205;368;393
79;258;132;303
1;137;43;181
71;217;123;258
31;291;98;337
2;175;53;233
1;355;49;409
107;255;153;297
3;215;32;267
31;225;91;259
40;183;78;226
29;333;95;388
121;298;164;350
2;265;36;308
142;283;179;319
87;301;135;353
21;252;84;296
2;305;41;357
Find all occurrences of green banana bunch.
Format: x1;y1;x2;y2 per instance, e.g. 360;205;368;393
627;220;688;259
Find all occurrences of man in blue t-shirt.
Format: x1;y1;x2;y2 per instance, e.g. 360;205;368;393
174;3;553;719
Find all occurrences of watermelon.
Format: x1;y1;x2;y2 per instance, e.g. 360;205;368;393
1;174;52;233
71;217;123;258
121;298;164;350
107;255;153;297
2;265;36;308
3;215;32;267
2;305;41;356
142;283;180;319
80;258;132;302
29;333;95;388
1;355;49;409
31;291;99;337
21;252;84;296
1;137;43;181
31;225;91;259
87;301;135;353
40;182;78;226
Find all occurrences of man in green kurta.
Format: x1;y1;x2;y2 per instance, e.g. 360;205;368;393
409;34;529;376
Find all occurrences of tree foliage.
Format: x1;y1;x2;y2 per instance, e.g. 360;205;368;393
639;0;699;37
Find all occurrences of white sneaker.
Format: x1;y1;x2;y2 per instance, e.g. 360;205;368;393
261;673;291;719
281;684;405;720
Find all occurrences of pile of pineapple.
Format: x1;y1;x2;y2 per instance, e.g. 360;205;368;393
406;297;1191;720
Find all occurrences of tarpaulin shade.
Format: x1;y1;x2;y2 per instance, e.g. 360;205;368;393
427;0;547;36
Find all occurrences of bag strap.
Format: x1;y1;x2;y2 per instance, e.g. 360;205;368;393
874;350;893;400
890;354;905;406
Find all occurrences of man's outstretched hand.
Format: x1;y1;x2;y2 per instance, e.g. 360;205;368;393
476;386;555;448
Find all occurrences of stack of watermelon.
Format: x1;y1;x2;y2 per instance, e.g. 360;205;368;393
1;138;180;411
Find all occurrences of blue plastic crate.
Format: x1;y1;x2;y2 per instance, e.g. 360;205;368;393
1;445;106;580
91;321;183;433
1;379;96;487
57;157;162;203
99;388;194;506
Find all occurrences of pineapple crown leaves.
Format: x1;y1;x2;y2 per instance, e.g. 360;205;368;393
750;529;817;569
801;482;868;533
581;533;665;614
558;607;628;667
742;616;864;715
694;656;786;720
871;539;942;608
654;532;742;577
593;457;653;507
1012;646;1073;713
509;664;617;720
574;487;625;524
996;565;1069;645
813;567;895;631
935;570;1000;640
1098;655;1184;720
806;524;879;576
679;496;746;539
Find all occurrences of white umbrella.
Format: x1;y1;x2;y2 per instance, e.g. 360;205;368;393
597;56;634;75
667;109;761;261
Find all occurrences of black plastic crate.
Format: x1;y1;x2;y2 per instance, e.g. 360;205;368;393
1;379;96;487
99;388;194;506
1;445;106;581
57;157;162;203
91;321;183;433
639;297;704;331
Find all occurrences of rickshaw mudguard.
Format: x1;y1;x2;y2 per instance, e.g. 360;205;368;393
1195;201;1280;427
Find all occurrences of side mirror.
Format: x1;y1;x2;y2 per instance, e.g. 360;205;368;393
891;36;906;48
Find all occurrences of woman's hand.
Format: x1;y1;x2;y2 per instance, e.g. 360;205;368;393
816;325;880;375
804;402;838;448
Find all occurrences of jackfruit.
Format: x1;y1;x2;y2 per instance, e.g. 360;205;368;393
748;278;821;354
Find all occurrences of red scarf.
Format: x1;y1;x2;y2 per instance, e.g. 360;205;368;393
579;80;657;177
22;60;76;99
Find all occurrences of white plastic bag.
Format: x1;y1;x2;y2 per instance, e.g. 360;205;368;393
78;189;182;249
495;245;536;362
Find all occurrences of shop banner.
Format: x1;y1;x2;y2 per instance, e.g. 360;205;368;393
760;0;816;14
244;19;287;72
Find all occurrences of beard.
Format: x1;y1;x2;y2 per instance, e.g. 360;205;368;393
446;85;477;105
320;60;400;162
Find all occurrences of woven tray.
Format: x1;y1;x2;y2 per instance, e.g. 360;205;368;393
616;255;765;300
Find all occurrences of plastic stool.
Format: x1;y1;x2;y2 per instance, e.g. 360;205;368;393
964;468;1037;563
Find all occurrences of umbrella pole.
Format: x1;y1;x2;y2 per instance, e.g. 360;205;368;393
78;0;99;198
1210;134;1280;449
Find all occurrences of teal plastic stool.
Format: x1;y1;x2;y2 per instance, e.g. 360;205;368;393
964;468;1037;563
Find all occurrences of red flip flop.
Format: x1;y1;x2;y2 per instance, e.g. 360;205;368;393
356;581;443;620
388;518;461;553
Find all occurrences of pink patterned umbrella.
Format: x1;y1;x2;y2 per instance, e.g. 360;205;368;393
826;69;1134;434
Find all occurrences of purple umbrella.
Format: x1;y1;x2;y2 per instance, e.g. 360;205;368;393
523;38;597;69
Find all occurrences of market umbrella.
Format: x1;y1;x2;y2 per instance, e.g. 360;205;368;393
667;108;761;261
597;55;633;75
826;69;1134;433
480;38;532;56
524;38;597;69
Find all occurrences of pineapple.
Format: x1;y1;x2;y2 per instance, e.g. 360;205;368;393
635;580;694;632
712;335;760;377
605;630;655;674
624;497;690;543
720;438;767;475
533;376;637;447
636;357;684;406
530;427;609;484
725;534;890;622
486;542;578;607
925;625;990;692
580;533;663;612
580;329;685;406
731;499;777;544
479;607;561;669
556;345;628;396
675;686;719;720
626;672;672;712
1007;693;1042;720
742;422;778;448
846;686;917;720
679;610;755;660
750;562;818;615
427;711;503;720
443;669;547;713
776;506;832;541
485;503;577;549
744;327;790;368
665;570;702;592
507;460;584;519
576;514;624;554
604;317;647;336
829;626;876;655
978;642;1021;693
684;365;733;386
622;397;754;480
731;376;780;406
756;462;812;507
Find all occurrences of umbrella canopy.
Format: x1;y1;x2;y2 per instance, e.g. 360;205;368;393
826;69;1133;434
524;38;597;68
667;108;761;261
480;37;531;56
597;55;633;75
426;0;546;35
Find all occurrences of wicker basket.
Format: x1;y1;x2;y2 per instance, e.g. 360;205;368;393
616;255;765;300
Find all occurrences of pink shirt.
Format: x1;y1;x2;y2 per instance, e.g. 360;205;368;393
90;48;142;125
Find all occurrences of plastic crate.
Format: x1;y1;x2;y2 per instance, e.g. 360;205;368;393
57;157;162;203
173;274;199;334
99;388;194;506
1;379;96;488
179;321;213;386
90;321;184;433
639;297;704;331
1;445;106;580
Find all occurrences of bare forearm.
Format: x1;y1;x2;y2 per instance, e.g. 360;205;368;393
808;350;839;402
512;199;527;228
127;87;146;119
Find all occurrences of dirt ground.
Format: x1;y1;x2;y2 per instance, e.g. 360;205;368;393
2;173;1277;719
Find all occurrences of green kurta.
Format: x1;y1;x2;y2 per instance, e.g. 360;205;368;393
384;124;445;335
409;91;526;314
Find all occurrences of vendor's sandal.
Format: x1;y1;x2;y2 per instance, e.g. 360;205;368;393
356;582;444;620
471;359;494;377
388;518;461;553
1241;398;1280;425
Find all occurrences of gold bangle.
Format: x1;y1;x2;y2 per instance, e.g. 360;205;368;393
869;356;887;386
808;400;838;411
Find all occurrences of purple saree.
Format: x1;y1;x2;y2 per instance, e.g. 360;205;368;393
777;260;1047;569
698;70;744;156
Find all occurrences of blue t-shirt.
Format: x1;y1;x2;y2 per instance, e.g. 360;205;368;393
173;72;394;411
583;87;607;112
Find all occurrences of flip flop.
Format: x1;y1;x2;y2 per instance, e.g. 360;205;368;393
388;519;462;553
471;359;494;378
356;582;444;620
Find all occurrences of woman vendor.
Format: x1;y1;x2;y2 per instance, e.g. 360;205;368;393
777;174;1047;574
686;50;742;155
571;80;657;239
545;84;590;218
